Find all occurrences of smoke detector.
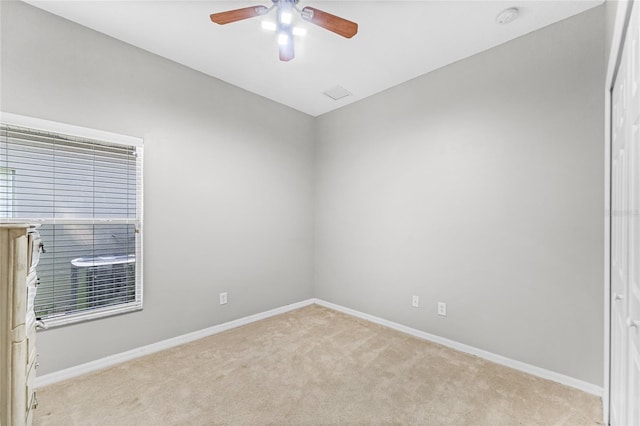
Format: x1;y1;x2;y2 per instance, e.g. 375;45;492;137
496;8;519;24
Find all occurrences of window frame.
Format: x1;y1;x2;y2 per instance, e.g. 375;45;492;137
0;112;144;327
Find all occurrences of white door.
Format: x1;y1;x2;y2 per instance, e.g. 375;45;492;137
611;30;629;425
626;4;640;424
611;2;640;425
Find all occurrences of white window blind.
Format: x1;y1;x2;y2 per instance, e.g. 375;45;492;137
0;118;143;326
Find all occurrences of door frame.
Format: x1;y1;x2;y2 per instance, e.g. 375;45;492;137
606;1;635;424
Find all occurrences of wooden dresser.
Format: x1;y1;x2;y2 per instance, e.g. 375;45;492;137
0;224;43;426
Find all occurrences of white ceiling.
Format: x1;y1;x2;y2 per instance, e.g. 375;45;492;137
24;0;603;116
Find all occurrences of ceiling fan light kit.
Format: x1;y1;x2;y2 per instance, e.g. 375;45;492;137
209;0;358;62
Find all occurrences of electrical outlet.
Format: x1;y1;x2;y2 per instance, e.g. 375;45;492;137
219;292;228;305
437;302;447;316
412;295;419;308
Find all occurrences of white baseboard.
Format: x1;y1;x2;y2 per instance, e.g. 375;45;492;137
36;297;603;399
35;298;315;388
313;298;603;397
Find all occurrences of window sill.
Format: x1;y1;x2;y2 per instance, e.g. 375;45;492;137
37;302;143;329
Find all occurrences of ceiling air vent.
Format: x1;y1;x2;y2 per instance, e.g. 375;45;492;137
323;85;352;101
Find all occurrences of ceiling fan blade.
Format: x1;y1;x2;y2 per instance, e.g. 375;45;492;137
301;7;358;39
210;6;268;25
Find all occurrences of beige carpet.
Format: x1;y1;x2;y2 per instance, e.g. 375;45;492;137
34;305;602;425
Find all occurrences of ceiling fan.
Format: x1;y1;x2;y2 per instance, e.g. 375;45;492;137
210;0;358;62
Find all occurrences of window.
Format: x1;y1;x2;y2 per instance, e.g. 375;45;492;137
0;113;143;327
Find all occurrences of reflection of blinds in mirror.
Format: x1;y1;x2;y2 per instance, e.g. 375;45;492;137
0;123;143;327
0;166;15;218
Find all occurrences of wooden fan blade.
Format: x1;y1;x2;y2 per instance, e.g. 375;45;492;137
210;6;267;25
301;7;358;38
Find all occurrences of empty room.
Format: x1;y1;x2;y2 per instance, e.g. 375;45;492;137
0;0;638;425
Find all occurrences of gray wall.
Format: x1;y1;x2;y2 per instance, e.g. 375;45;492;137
314;6;605;386
1;1;315;375
1;1;606;387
